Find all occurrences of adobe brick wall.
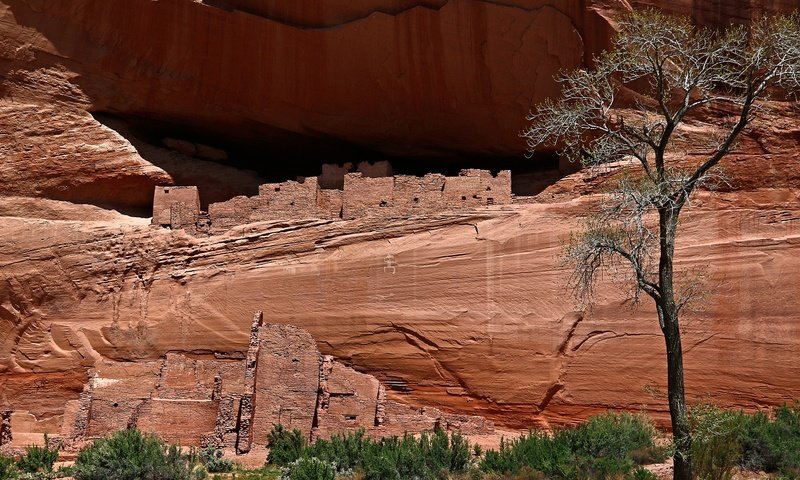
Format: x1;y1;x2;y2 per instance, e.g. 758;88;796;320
391;173;447;216
157;169;510;235
48;314;492;451
250;323;321;444
314;357;381;439
341;174;395;219
137;398;219;446
152;186;200;226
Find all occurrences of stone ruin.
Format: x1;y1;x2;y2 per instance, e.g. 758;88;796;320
0;313;492;453
152;169;512;235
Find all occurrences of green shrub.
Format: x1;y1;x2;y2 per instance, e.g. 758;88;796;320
626;467;658;480
200;447;233;473
561;412;656;463
0;455;16;480
191;465;209;480
304;429;367;473
479;431;573;477
690;405;742;480
738;403;800;474
74;428;191;480
279;457;335;480
479;412;657;479
17;435;59;474
267;425;307;467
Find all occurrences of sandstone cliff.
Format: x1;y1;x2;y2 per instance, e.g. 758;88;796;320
0;0;799;445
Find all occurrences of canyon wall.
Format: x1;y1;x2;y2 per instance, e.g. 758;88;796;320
2;172;800;436
0;0;799;447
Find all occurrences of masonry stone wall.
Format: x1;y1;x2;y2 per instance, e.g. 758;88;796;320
40;314;492;451
250;323;321;445
152;186;201;227
154;169;510;235
341;174;395;219
314;357;381;439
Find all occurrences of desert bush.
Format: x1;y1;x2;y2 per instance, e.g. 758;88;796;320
200;447;234;473
479;431;573;478
479;412;657;479
191;465;209;480
0;455;16;480
626;467;657;480
563;412;656;462
74;428;191;480
358;430;472;480
279;457;336;480
304;429;367;473
267;425;307;467
738;403;800;474
689;405;742;480
17;435;59;474
297;428;470;479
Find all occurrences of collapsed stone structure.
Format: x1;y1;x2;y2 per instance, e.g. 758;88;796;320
153;169;511;235
9;313;491;453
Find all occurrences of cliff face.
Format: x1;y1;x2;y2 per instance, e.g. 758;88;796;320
0;0;799;442
2;178;800;433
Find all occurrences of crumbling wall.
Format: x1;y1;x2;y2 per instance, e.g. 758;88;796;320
207;195;262;234
158;169;511;235
342;174;395;219
259;177;321;219
87;361;162;438
137;399;219;446
60;385;91;446
152;186;200;227
320;161;394;189
235;311;263;454
53;314;491;450
314;357;381;439
250;324;321;443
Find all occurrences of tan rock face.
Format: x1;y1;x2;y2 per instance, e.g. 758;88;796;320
2;176;800;437
0;0;799;448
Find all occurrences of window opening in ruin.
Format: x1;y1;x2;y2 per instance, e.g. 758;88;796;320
413;197;419;204
379;200;388;207
461;196;466;201
486;186;491;191
472;194;479;199
164;189;170;194
112;402;119;408
344;414;357;421
487;198;494;205
274;187;280;192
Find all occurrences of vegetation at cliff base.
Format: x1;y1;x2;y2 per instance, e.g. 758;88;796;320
0;405;798;479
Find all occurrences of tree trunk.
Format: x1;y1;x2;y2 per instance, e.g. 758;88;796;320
658;208;693;480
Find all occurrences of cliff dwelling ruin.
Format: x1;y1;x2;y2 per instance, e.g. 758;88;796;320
152;169;514;235
0;313;492;454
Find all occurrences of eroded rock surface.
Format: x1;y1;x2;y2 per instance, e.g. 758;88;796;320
1;313;492;451
2;177;800;436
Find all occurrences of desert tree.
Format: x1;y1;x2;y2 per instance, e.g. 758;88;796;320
523;9;800;480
